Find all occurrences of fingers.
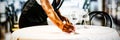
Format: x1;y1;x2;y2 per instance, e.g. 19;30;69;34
62;24;75;33
60;16;75;33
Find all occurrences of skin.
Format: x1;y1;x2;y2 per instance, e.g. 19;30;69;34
40;0;75;33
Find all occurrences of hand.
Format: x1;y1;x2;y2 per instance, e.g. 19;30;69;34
62;23;75;33
59;16;75;33
62;21;75;33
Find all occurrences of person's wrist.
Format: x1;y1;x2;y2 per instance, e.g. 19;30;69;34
59;23;64;30
56;21;64;30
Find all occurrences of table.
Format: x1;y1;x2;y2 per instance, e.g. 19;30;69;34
11;25;120;40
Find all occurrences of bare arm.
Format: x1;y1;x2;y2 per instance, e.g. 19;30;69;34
40;0;64;29
40;0;74;33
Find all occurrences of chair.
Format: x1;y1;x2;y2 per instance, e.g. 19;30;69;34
89;11;113;28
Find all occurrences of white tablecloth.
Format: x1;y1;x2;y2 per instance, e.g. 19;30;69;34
11;25;120;40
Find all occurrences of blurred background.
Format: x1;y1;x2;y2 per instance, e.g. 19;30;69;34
0;0;120;40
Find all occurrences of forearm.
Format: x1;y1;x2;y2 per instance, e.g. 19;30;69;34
56;10;63;16
40;0;64;29
55;10;63;19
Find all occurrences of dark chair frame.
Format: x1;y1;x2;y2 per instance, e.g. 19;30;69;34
89;11;113;28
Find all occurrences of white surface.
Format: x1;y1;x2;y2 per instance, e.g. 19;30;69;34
11;25;120;40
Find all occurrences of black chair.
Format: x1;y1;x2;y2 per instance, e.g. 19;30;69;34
89;11;113;28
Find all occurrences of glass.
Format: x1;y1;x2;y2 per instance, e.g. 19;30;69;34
82;12;89;28
70;13;78;25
